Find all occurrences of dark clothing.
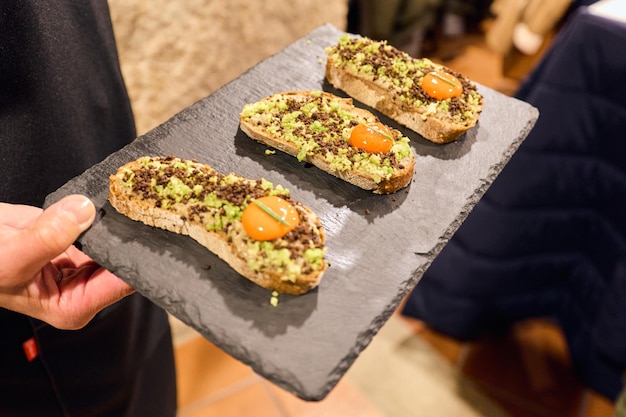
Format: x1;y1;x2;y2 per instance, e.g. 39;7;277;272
0;1;176;415
0;301;176;417
402;7;626;400
0;0;135;206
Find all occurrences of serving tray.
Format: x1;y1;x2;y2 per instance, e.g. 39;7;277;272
45;24;538;400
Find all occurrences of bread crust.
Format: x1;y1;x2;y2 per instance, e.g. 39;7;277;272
240;91;415;194
324;36;484;144
109;157;327;295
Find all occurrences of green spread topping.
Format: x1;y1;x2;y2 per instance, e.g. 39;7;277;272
325;34;483;126
117;156;326;282
241;92;413;183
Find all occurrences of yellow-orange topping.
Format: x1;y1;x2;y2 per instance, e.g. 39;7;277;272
349;122;394;154
242;196;300;241
421;71;463;100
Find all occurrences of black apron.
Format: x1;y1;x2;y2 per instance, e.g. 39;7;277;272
0;1;176;415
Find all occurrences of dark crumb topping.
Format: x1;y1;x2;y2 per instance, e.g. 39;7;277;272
241;93;414;181
120;156;325;270
326;35;483;123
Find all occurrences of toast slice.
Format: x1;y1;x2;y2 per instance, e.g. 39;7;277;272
109;156;327;295
240;91;415;194
325;34;484;144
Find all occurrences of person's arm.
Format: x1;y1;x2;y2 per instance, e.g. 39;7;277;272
0;194;134;329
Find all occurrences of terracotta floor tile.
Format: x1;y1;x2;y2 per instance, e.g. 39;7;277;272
177;381;283;417
396;297;466;365
584;391;615;417
266;377;385;417
400;315;466;365
174;335;256;408
460;319;585;417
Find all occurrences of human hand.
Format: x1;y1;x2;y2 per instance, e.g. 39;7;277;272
0;195;134;329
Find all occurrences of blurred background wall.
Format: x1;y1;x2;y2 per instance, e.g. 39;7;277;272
108;0;349;135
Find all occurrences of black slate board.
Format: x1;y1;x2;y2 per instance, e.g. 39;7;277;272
45;24;538;401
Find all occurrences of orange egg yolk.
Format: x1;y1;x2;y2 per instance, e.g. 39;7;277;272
421;71;463;100
241;196;300;241
349;122;394;154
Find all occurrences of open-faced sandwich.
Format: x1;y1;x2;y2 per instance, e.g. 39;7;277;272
325;34;484;144
239;90;415;194
109;156;327;295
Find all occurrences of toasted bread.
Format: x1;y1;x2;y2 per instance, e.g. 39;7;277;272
325;34;484;144
240;91;415;194
109;156;327;295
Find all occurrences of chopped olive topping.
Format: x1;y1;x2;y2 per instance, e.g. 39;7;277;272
119;156;326;279
325;35;483;125
241;93;413;183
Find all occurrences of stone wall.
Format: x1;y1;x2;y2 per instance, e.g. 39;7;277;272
108;0;348;135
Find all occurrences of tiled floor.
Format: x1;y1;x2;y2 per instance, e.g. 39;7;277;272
172;315;385;417
173;309;616;417
171;21;618;417
403;315;616;417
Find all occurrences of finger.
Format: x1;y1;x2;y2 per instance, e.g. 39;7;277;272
0;202;42;228
78;267;135;309
42;263;62;284
7;195;96;279
56;266;135;329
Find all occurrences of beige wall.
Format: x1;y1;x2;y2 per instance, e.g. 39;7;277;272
108;0;349;135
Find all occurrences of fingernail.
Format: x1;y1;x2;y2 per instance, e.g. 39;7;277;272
61;195;96;229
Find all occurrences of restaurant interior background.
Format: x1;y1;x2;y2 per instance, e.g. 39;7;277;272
107;0;625;416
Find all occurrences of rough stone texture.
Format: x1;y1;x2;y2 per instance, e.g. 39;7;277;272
108;0;349;135
45;25;538;401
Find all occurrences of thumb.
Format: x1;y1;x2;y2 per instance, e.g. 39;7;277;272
23;195;96;275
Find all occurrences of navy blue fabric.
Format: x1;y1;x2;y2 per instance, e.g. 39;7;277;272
403;8;626;399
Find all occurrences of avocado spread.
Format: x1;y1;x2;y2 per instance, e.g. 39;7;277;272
241;92;413;183
118;156;326;282
325;34;483;125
